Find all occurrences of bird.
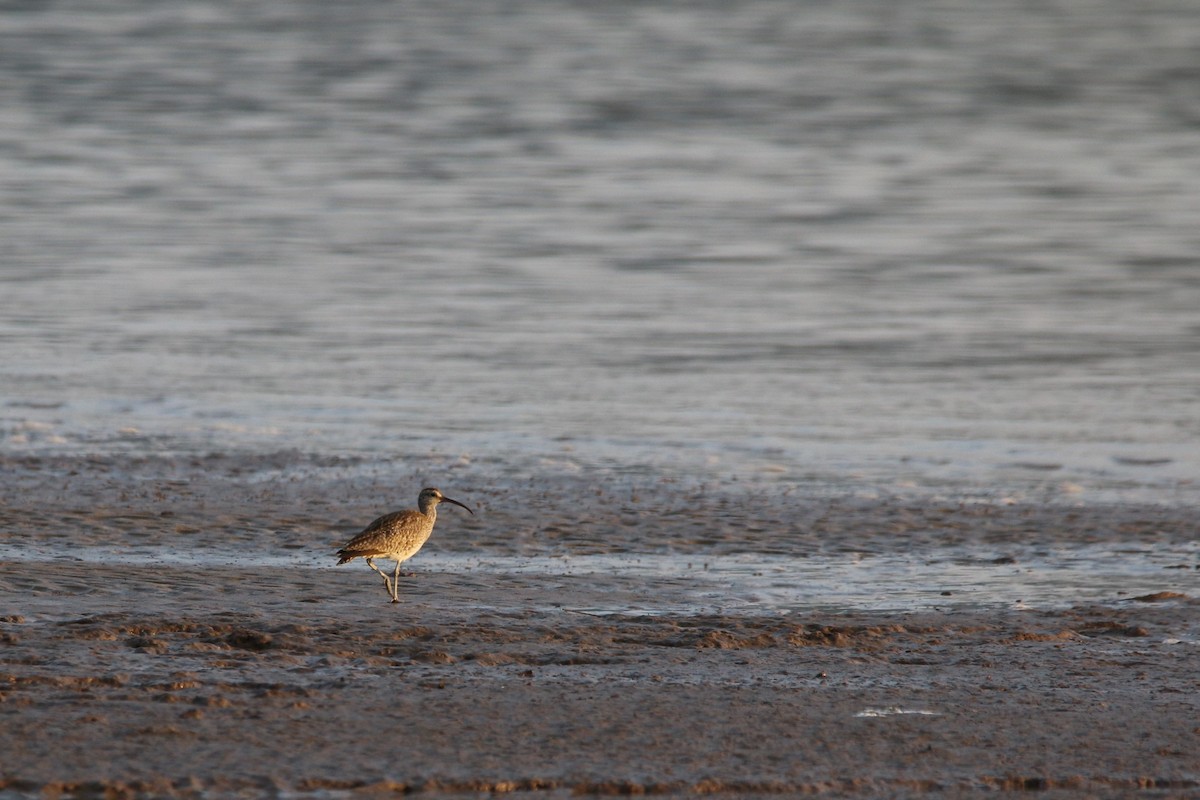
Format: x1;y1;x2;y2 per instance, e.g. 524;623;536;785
335;487;473;603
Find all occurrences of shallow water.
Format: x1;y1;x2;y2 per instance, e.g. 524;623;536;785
3;540;1195;617
2;0;1199;506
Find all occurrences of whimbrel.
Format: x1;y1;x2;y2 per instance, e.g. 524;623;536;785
335;487;473;603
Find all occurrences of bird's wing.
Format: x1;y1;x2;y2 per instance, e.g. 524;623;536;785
338;509;415;549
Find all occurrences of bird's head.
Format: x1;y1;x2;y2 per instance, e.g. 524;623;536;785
420;487;474;515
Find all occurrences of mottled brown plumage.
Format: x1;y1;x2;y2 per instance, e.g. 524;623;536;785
335;487;473;603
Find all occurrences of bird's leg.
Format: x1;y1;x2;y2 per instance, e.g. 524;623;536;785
391;559;402;603
366;558;394;599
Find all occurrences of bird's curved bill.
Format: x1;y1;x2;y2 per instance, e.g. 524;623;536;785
443;496;474;515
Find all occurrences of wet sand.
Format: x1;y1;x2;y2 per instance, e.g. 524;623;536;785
1;454;1198;797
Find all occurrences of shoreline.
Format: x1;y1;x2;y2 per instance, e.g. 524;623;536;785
1;454;1198;796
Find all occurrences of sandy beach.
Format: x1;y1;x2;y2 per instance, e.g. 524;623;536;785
1;455;1197;798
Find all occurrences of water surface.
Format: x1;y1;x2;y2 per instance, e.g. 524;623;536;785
2;0;1199;506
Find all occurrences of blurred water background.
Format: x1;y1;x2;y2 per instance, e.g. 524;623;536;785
2;0;1199;504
